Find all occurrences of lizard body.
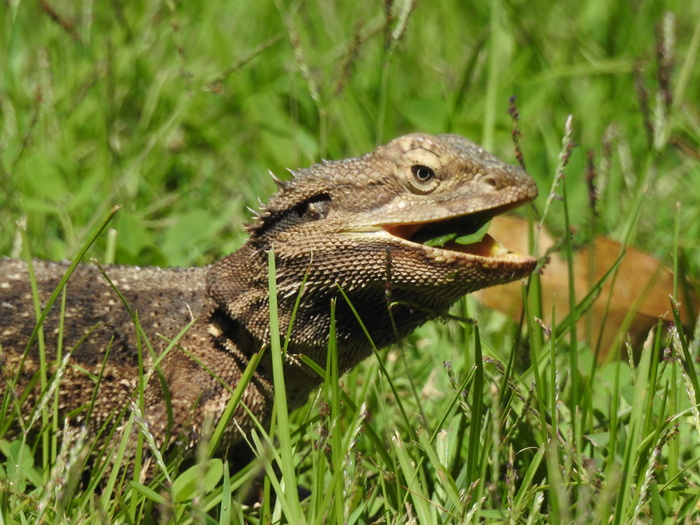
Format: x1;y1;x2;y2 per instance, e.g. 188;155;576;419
0;133;537;470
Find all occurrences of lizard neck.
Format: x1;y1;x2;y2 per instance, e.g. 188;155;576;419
206;243;435;374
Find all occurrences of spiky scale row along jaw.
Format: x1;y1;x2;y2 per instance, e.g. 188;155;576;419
209;133;538;376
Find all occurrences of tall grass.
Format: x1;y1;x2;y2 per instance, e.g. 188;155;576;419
1;0;699;522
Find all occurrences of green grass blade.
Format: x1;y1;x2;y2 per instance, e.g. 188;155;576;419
267;249;304;524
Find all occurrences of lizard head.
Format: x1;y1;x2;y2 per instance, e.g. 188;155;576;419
210;134;537;367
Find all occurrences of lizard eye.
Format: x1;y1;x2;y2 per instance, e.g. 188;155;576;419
411;165;435;182
406;164;439;194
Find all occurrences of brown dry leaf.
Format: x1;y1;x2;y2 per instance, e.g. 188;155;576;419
475;216;699;360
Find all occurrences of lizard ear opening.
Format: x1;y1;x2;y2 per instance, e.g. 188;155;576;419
293;194;332;221
246;193;332;240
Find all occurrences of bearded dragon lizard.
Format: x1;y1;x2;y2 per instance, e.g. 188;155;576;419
0;133;537;471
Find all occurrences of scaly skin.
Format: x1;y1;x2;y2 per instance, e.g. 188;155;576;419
0;133;537;472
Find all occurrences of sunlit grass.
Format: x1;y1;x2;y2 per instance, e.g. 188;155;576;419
1;0;699;522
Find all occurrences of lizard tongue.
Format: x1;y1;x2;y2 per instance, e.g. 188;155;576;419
383;215;521;259
384;214;489;246
441;234;510;257
383;222;515;258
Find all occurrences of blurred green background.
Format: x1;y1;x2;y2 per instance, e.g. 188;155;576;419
2;2;700;521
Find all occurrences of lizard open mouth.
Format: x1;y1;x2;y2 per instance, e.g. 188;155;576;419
382;206;521;259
